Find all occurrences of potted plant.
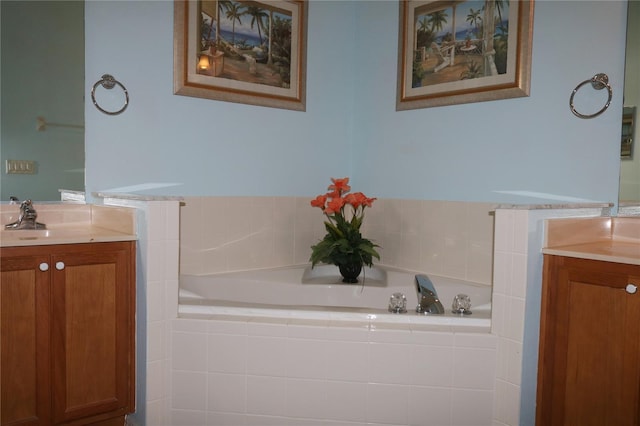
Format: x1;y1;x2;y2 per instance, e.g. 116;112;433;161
309;177;380;283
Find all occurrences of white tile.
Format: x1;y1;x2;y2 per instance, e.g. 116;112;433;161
326;341;369;382
493;380;520;426
172;332;208;372
172;370;207;410
324;381;367;422
408;386;452;426
246;336;288;376
410;345;454;387
146;399;167;426
505;297;526;343
146;280;165;323
170;409;207;426
325;324;369;342
369;327;413;344
409;330;455;346
512;211;529;255
366;383;409;425
454;333;498;349
495;338;509;382
147;321;165;362
165;201;181;241
369;342;412;384
207;372;246;413
451;389;494;426
172;318;209;333
165;279;179;320
492;251;511;297
453;348;496;390
146;360;164;402
208;319;248;335
246;375;286;416
247;321;288;337
286;339;328;379
164;240;180;280
285;378;327;419
146;240;165;282
146;204;168;242
504;339;523;386
490;293;507;336
207;411;247;426
509;253;528;299
207;333;246;374
493;210;514;252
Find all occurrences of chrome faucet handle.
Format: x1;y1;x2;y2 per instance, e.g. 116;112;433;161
4;199;46;230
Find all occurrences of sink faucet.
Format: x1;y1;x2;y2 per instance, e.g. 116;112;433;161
4;200;47;230
415;274;444;314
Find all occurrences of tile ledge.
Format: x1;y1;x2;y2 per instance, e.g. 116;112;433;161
493;202;612;211
93;192;184;202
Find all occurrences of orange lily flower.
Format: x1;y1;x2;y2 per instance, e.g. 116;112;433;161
310;194;327;210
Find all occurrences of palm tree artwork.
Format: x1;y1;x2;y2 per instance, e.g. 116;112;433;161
197;0;294;89
410;0;510;88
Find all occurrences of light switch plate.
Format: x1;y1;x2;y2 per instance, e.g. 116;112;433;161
6;159;37;174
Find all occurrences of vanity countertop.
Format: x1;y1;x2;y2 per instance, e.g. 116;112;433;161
0;224;136;247
542;217;640;265
0;203;137;247
543;240;640;265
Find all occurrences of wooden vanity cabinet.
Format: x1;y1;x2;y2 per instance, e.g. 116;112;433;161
537;255;640;426
1;241;135;426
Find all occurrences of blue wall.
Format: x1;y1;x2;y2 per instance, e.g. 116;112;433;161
85;1;627;204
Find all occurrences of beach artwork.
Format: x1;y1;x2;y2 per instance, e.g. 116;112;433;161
397;0;534;110
174;0;307;111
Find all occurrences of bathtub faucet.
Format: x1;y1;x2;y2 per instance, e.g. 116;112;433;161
415;274;444;315
4;199;46;230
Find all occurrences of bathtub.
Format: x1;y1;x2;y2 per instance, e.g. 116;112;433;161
178;264;491;332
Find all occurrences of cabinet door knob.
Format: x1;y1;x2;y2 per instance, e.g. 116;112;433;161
55;261;65;270
39;262;49;272
626;284;637;294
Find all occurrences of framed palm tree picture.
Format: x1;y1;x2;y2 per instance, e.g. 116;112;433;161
174;0;307;111
396;0;534;111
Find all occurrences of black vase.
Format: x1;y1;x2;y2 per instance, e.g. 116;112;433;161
338;263;362;283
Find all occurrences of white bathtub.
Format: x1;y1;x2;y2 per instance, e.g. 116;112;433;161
179;264;491;332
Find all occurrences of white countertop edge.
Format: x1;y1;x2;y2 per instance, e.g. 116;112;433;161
542;247;640;266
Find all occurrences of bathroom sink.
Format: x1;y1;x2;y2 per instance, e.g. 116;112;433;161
3;229;52;239
2;226;96;246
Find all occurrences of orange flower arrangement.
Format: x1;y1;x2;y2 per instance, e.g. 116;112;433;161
309;178;380;281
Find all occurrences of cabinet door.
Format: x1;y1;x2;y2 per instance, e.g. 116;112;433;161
537;256;640;426
0;249;51;426
50;242;134;425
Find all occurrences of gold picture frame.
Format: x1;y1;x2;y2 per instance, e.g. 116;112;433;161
396;0;534;111
174;0;307;111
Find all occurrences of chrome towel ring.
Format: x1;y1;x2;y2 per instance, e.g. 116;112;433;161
91;74;129;115
569;73;612;119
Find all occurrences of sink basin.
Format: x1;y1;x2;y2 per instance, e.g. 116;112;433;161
0;227;90;246
3;229;53;240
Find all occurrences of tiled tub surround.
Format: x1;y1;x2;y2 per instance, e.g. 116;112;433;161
171;318;498;426
172;197;498;425
179;197;495;285
105;194;610;426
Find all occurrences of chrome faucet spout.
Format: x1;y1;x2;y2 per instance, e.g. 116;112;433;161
4;199;47;230
415;274;445;315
